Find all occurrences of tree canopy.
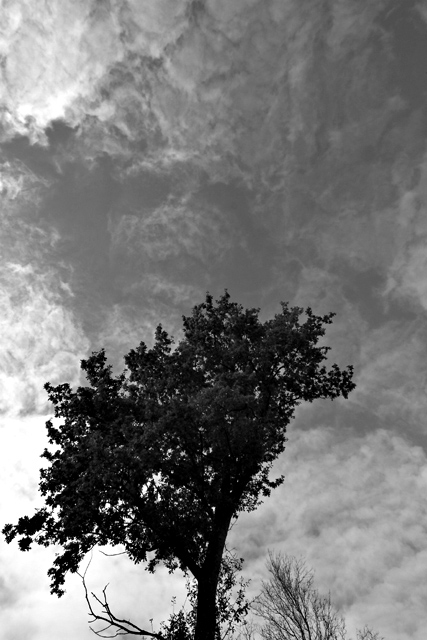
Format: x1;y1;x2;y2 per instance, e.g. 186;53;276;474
3;291;355;640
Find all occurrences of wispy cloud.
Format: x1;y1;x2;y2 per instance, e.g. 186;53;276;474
384;155;427;311
350;320;427;431
110;197;236;265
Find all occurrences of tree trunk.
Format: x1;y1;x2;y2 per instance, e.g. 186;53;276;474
194;573;221;640
193;507;232;640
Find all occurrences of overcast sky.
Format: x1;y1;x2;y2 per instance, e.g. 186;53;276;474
1;1;427;638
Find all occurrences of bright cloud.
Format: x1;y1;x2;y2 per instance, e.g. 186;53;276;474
0;0;404;187
0;261;88;416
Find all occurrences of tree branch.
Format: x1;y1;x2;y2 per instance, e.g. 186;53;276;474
77;559;164;639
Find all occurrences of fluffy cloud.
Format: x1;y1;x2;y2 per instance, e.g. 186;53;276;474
0;410;189;640
0;261;88;416
3;0;425;298
0;412;82;639
232;427;427;639
0;0;122;140
0;0;403;180
0;0;189;145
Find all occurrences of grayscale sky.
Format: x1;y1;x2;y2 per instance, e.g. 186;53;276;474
1;1;427;638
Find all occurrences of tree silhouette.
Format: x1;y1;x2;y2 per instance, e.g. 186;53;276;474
3;292;355;640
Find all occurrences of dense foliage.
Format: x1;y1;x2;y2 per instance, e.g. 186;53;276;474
3;292;355;640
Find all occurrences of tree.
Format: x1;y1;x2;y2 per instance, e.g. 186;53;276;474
251;553;384;640
158;548;251;640
3;292;355;640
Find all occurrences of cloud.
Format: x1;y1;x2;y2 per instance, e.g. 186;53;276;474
416;1;427;24
0;0;124;141
347;319;427;432
231;427;427;639
0;261;88;416
94;302;167;372
327;2;389;51
0;156;51;215
0;412;189;640
0;153;92;417
3;3;427;638
0;412;187;639
0;158;49;201
1;0;404;187
4;0;424;306
109;195;236;265
119;0;189;53
384;158;427;311
0;0;189;145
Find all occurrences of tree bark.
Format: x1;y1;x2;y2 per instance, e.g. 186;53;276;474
194;573;221;640
193;507;232;640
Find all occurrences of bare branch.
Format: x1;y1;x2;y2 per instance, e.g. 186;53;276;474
251;554;385;640
252;553;347;640
357;627;385;640
77;567;164;639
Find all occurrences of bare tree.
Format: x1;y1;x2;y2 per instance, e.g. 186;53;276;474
356;628;384;640
250;553;384;640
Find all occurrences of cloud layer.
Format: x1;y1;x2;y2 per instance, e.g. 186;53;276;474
233;427;427;639
2;1;427;638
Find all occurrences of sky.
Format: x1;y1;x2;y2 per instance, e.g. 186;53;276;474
1;0;427;638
